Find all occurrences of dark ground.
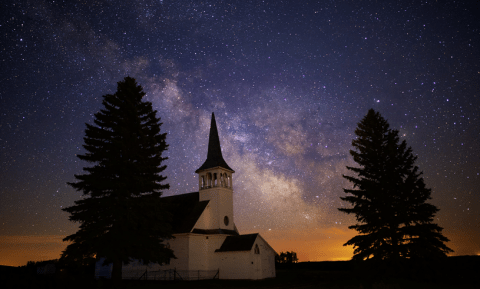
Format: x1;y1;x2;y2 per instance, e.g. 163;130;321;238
2;256;479;289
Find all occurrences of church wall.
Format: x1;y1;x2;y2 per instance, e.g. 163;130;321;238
188;234;226;270
198;190;219;228
212;235;276;280
216;251;253;279
217;188;234;231
192;203;213;230
159;234;190;270
187;234;208;270
252;245;263;280
198;186;234;231
255;236;276;279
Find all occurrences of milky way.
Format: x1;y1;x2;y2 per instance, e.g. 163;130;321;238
1;1;479;265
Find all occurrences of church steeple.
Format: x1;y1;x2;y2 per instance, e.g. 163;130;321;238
195;113;235;231
196;113;234;173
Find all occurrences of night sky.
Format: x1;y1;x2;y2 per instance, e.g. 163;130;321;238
1;0;479;266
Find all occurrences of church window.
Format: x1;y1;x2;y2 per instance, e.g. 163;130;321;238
254;244;260;254
220;173;225;187
224;216;229;226
206;173;212;187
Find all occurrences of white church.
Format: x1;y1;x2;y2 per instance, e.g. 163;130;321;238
96;113;276;280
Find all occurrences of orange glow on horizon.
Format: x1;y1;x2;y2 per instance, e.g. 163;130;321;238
245;227;356;262
1;227;478;266
0;236;66;267
1;229;353;266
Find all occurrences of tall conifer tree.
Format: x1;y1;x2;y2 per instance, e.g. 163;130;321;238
340;109;452;264
62;77;174;280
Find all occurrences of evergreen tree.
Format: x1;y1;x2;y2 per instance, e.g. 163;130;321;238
62;77;174;281
339;109;452;264
275;251;299;265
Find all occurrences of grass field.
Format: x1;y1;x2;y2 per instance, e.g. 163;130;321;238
115;269;478;289
3;269;478;289
2;256;479;289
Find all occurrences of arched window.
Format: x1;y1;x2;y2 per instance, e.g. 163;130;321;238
206;173;212;187
254;244;260;254
222;173;226;187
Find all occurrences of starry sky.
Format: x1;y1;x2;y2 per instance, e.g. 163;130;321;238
1;0;479;266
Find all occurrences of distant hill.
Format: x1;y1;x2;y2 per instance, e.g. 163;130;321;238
0;265;23;279
278;255;480;272
0;265;22;271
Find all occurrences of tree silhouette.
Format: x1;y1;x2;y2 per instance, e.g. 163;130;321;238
276;251;299;265
340;109;452;264
62;77;174;281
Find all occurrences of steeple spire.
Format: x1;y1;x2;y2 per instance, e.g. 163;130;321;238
196;113;234;173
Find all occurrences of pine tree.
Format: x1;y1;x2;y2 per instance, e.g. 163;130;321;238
62;77;174;281
339;109;452;264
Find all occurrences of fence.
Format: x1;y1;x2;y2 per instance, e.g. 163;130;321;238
135;269;175;281
131;269;219;281
174;269;219;281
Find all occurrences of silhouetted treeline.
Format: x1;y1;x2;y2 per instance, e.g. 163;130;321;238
0;258;96;289
275;251;299;269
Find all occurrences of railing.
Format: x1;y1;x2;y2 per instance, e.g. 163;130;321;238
133;269;219;281
175;269;219;280
133;269;175;280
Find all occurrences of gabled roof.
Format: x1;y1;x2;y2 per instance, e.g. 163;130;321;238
192;228;239;235
162;192;238;235
215;234;259;252
196;113;234;173
162;192;209;234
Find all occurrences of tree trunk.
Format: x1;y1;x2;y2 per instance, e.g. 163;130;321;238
111;260;122;284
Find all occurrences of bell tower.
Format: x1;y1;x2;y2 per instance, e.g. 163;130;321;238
195;113;235;231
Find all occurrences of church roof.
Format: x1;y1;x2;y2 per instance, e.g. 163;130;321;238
195;113;234;173
162;192;238;235
215;234;259;252
162;192;209;234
